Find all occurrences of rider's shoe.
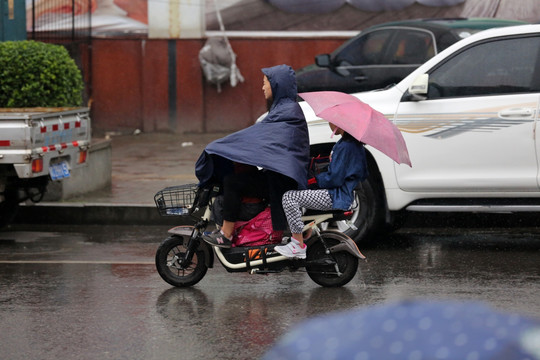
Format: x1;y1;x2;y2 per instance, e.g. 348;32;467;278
274;238;306;259
203;230;233;248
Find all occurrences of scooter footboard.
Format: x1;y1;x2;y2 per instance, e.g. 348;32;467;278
306;230;366;259
214;245;290;272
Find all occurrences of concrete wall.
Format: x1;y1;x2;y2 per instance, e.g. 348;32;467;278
89;36;347;134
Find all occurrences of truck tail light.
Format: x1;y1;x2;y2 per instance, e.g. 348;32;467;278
32;158;43;173
78;150;87;164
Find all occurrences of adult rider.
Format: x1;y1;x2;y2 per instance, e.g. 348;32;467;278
196;64;310;248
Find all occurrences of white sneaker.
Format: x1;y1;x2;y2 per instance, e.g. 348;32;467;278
274;238;306;259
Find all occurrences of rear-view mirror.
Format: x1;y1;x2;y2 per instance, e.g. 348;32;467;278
315;54;331;68
405;74;429;101
409;74;429;95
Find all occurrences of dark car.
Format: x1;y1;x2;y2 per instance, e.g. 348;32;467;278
296;18;527;94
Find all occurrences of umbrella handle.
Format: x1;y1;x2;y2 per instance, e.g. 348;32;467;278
330;126;338;138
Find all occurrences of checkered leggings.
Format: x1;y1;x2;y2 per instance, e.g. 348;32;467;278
282;189;333;234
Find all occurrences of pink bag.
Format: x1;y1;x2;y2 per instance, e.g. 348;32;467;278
232;207;283;247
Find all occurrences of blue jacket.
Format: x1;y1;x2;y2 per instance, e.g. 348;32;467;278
316;138;368;210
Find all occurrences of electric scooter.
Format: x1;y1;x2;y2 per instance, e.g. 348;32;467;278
154;183;365;287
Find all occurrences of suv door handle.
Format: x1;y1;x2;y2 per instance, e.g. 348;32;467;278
354;75;368;82
499;108;535;119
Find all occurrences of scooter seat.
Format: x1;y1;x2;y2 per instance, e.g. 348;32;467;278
303;208;354;221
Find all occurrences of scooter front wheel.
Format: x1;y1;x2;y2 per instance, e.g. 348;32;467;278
155;235;208;287
306;231;359;287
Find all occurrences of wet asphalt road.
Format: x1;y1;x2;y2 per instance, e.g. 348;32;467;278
0;221;539;360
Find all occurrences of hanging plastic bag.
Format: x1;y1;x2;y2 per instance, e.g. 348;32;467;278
199;0;244;92
199;37;244;92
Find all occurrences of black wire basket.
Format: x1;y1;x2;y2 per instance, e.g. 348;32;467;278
154;184;199;216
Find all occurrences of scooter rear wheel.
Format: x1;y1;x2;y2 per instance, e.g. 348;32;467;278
155;235;208;287
306;231;359;287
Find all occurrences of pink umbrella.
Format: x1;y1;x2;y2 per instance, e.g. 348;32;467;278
299;91;412;166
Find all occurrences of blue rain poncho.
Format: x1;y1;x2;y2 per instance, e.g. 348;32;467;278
195;64;310;229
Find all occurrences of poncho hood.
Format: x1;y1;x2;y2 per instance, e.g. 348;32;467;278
195;64;310;188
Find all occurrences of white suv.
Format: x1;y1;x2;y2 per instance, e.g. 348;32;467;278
304;24;540;243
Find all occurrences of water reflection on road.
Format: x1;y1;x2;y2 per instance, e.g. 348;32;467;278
0;224;538;360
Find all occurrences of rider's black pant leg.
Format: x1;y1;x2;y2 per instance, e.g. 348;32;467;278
222;171;268;222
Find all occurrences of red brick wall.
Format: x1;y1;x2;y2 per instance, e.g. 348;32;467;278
90;36;346;134
141;40;169;132
92;39;145;131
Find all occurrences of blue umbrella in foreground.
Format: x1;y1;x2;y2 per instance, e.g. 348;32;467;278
263;300;540;360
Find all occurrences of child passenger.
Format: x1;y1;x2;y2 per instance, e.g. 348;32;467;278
274;124;368;258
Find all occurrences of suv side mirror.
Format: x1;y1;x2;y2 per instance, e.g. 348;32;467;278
404;74;429;101
315;54;332;68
